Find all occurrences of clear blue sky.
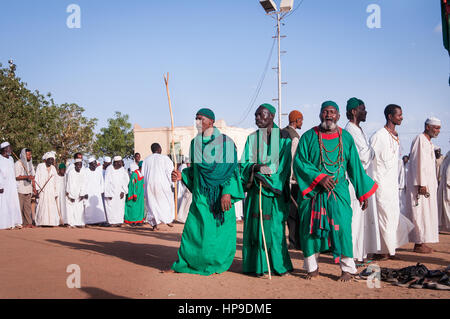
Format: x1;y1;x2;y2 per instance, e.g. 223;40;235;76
1;0;449;155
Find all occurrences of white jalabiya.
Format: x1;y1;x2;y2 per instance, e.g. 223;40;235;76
344;122;381;261
104;167;129;224
370;127;413;255
66;167;87;227
35;163;60;226
405;134;439;244
234;199;244;221
142;153;175;226
398;159;408;216
84;166;106;224
0;155;22;229
176;163;192;223
437;151;450;232
55;174;68;224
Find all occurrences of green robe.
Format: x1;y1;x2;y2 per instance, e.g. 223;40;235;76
171;129;245;276
240;124;293;275
293;127;378;263
124;169;145;224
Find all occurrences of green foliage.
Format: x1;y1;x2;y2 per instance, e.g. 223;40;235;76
93;111;134;159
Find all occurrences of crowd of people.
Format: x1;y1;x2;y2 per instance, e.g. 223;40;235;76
1;100;449;282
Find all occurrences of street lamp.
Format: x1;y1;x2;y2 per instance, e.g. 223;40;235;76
259;0;294;127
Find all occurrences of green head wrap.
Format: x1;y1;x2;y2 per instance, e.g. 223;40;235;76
346;97;364;112
196;108;215;121
58;163;66;169
321;101;339;113
260;103;276;115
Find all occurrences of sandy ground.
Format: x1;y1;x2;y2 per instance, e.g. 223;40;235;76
0;222;449;299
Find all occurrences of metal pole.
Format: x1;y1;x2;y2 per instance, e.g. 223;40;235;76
277;13;282;127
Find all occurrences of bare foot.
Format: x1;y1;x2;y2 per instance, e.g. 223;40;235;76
339;271;355;282
152;225;159;231
414;244;432;254
305;269;320;280
160;269;176;274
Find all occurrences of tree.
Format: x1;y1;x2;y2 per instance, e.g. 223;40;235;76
93;111;134;159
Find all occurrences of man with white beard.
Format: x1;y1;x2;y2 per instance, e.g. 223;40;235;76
0;142;22;230
142;143;175;230
66;158;88;228
84;157;106;226
344;98;381;264
104;156;129;226
369;104;414;260
405;117;441;254
35;151;60;227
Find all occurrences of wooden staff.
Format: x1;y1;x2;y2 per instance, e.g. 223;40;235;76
259;181;272;280
164;72;178;220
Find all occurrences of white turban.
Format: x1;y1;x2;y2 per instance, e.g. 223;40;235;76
103;156;111;163
0;142;10;149
113;156;122;162
425;117;441;126
43;152;55;160
88;157;96;163
74;158;83;163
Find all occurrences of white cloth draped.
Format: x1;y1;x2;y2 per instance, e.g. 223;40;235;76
84;166;106;224
66;168;87;227
398;159;408;216
345;122;380;261
405;133;439;244
104;167;129;224
176;163;192;223
370;127;410;255
0;156;22;229
55;174;68;224
35;163;60;226
142;154;175;226
437;151;450;232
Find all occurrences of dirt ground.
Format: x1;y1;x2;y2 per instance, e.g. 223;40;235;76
0;222;449;299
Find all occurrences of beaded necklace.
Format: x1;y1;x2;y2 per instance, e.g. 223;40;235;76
318;128;344;179
384;125;400;145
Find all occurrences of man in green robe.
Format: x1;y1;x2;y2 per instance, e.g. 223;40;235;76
293;101;378;282
170;108;245;275
124;161;145;226
240;103;293;277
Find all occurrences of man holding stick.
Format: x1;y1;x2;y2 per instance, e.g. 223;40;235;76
14;148;37;228
240;103;293;277
35;152;59;227
170;108;244;275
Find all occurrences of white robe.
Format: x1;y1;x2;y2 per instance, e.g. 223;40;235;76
370;127;413;255
142;153;175;226
84;166;106;224
176;164;192;223
437;151;450;232
104;167;129;224
398;160;408;216
35;163;60;226
0;156;22;229
405;134;439;244
55;174;68;224
344;122;381;261
66;168;87;227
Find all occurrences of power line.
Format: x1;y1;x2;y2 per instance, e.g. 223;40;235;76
233;33;277;126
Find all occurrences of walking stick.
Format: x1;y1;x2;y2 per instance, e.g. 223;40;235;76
163;72;178;220
259;181;272;280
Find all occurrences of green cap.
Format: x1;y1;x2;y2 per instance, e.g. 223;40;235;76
260;103;276;115
58;163;66;169
321;101;339;112
346;97;364;112
196;108;215;121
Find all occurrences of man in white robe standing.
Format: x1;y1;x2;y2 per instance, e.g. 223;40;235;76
176;161;192;224
438;150;450;232
344;98;381;263
142;143;175;230
0;142;23;230
398;155;409;216
84;157;106;226
370;104;414;260
55;163;68;225
104;156;129;226
35;151;60;227
405;117;441;254
66;158;88;228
